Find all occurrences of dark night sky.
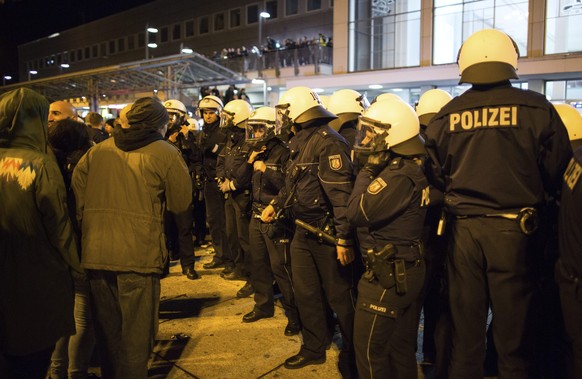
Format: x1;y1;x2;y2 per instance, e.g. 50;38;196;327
0;0;155;81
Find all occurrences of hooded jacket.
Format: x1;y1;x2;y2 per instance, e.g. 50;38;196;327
72;97;193;273
0;88;80;355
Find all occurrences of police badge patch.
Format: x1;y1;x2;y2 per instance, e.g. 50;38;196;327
367;177;387;195
328;154;342;170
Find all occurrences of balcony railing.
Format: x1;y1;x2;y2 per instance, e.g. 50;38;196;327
212;45;332;78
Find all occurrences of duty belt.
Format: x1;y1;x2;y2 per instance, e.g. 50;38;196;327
455;207;538;235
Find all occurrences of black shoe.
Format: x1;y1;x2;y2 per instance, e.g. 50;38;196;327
222;270;246;281
242;309;273;323
203;259;225;269
284;320;301;336
182;267;200;280
220;266;234;277
284;353;326;369
236;282;255;298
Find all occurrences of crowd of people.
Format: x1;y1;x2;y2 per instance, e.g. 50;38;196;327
1;28;581;379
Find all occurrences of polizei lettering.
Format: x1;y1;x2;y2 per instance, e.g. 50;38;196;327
449;106;518;132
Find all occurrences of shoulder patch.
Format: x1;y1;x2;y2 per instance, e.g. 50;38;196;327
367;177;387;195
328;154;343;170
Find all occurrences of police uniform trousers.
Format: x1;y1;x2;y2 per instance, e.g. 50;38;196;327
447;217;538;379
556;259;582;378
249;217;299;321
204;180;230;266
354;262;424;379
224;191;251;277
290;229;356;357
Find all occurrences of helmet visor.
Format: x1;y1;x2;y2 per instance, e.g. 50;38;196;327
220;110;235;128
275;103;292;136
246;121;274;143
355;116;391;154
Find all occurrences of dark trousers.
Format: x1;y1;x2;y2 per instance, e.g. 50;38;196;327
556;259;582;379
192;190;207;245
88;270;160;379
354;263;425;379
447;217;538;379
1;346;53;379
249;217;298;320
290;230;356;356
224;192;251;276
204;180;229;264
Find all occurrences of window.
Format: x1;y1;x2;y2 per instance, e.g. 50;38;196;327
432;0;528;65
546;0;582;54
172;23;181;40
248;4;259;24
266;0;278;18
160;27;169;43
230;8;241;27
349;0;421;71
70;51;76;63
215;12;225;31
101;42;107;56
84;47;91;59
109;40;116;55
92;45;98;58
118;38;125;52
138;32;145;48
77;49;83;61
199;16;209;34
185;20;195;36
546;80;582;103
128;35;135;50
286;0;298;16
307;0;322;11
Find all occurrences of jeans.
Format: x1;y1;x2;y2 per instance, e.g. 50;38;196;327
49;276;95;379
88;270;160;379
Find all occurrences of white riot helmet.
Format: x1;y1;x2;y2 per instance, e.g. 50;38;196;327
185;117;202;132
373;93;404;104
355;99;424;156
327;89;370;132
416;89;453;126
275;86;337;135
164;99;188;129
554;103;582;142
247;106;276;145
457;29;519;85
319;95;330;110
197;95;224;117
220;99;254;129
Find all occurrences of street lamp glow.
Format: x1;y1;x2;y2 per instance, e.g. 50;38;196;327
29;70;38;75
252;78;265;84
147;27;159;33
147;43;158;48
60;63;70;68
260;11;271;18
181;47;193;54
4;75;12;80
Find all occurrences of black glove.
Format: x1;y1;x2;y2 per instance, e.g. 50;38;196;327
362;150;391;177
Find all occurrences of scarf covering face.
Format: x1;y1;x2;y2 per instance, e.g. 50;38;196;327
114;97;169;151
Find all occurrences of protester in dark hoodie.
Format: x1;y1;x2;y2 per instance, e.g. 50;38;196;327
72;97;199;378
47;119;95;379
0;88;82;378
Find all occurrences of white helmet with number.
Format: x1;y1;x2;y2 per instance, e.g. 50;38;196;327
197;95;224;117
247;106;276;144
554;103;582;142
164;99;187;115
220;99;254;129
355;99;424;156
275;86;337;134
416;89;453;126
457;29;519;85
328;89;370;116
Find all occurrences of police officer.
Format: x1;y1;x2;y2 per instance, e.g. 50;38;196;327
238;107;301;334
424;29;572;378
216;100;254;297
554;103;582;378
194;96;232;272
415;89;452;370
347;99;429;379
327;89;369;147
261;86;357;377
